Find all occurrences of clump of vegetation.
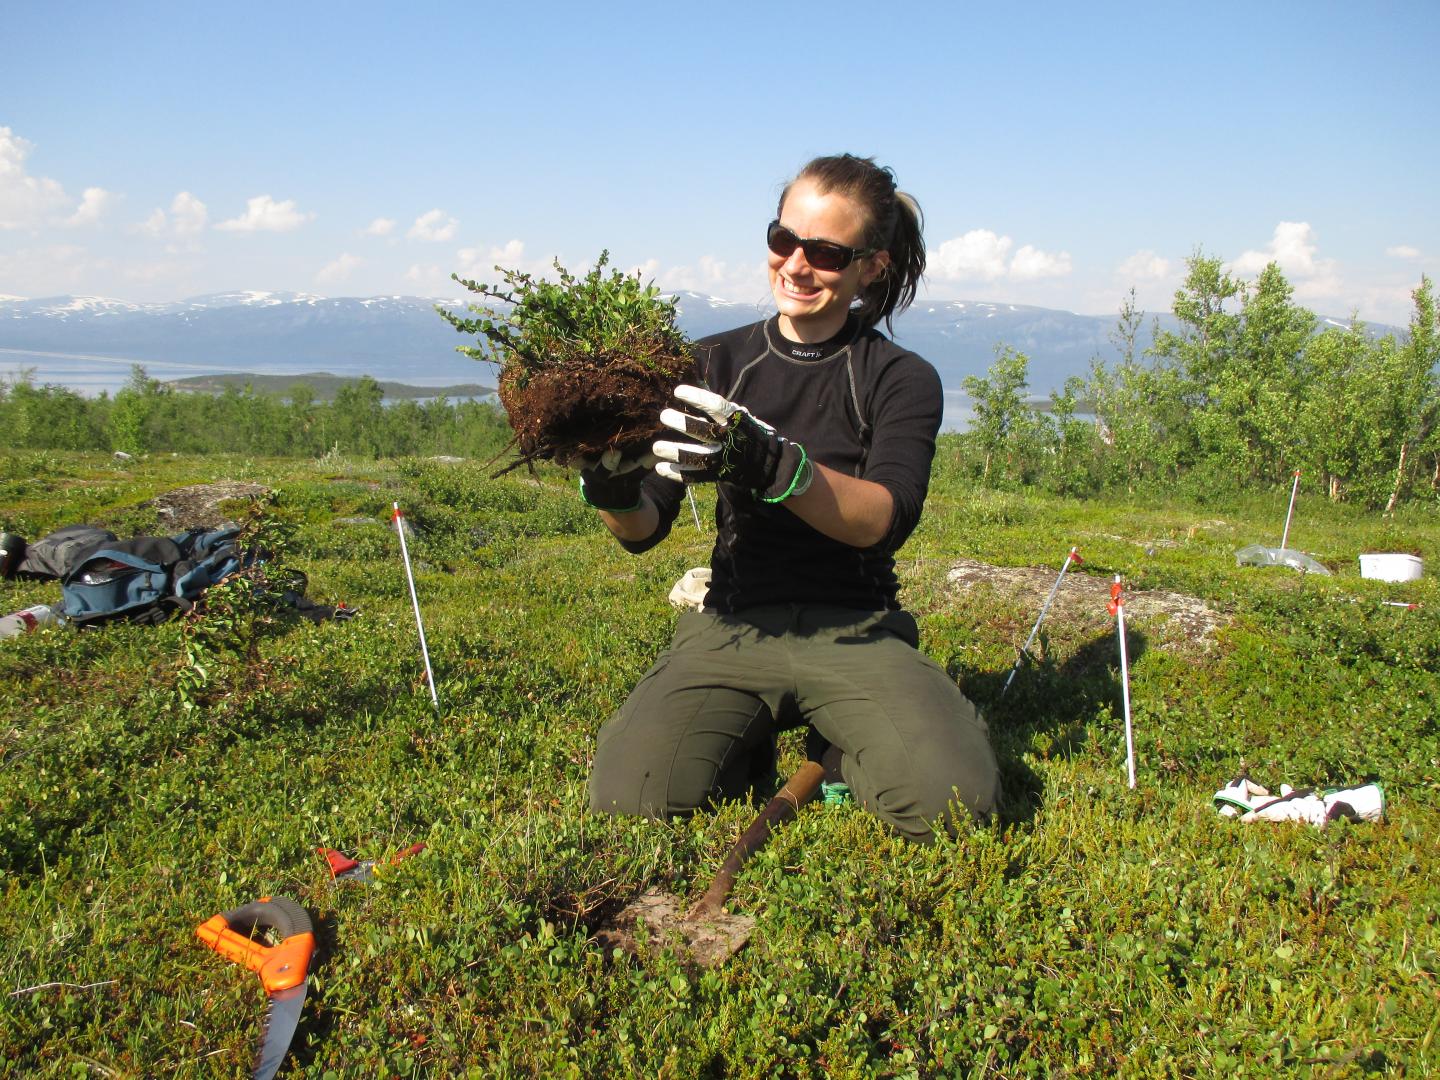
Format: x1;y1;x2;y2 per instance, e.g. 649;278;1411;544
438;253;693;471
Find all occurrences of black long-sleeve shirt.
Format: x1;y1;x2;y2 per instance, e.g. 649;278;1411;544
623;316;943;613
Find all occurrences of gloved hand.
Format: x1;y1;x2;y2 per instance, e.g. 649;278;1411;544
652;385;814;503
576;449;656;512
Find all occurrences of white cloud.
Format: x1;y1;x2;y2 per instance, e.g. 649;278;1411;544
1117;250;1171;282
1231;221;1322;277
408;209;458;242
215;194;312;233
65;187;114;227
627;257;661;281
490;239;524;263
930;229;1012;281
655;254;770;304
1231;221;1341;301
452;247;485;279
0;242;113;294
138;208;168;236
0;237;196;300
134;192;209;253
443;242;769;305
364;217;396;237
0;126;74;229
452;240;532;280
318;252;364;284
1010;244;1072;281
170;192;208;236
929;230;1071;283
1386;245;1422;259
1355;281;1425;327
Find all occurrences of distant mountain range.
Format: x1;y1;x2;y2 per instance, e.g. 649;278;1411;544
0;290;1401;400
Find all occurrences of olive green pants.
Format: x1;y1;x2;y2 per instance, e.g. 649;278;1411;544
588;605;1000;842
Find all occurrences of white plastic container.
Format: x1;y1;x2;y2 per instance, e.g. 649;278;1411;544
1358;553;1423;582
0;604;62;639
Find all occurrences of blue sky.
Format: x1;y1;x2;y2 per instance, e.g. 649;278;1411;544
2;0;1437;324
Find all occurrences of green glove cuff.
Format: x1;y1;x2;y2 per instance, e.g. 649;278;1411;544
760;444;813;503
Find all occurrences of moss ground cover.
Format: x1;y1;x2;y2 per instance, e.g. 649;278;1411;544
1;447;1437;1077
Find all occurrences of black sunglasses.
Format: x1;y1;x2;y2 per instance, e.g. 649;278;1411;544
766;219;876;272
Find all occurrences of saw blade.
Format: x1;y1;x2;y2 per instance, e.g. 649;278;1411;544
254;980;305;1080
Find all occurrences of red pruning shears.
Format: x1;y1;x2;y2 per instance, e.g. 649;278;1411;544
196;896;314;1080
318;843;425;884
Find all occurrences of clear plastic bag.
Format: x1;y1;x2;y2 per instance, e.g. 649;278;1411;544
1234;544;1331;575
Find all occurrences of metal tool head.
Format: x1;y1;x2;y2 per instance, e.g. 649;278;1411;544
319;843;425;885
255;981;306;1080
594;886;756;967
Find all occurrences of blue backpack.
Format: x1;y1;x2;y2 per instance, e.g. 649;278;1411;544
59;525;248;626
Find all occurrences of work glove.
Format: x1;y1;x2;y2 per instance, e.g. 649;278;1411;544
576;449;656;513
652;385;814;503
1242;787;1331;825
1214;779;1385;826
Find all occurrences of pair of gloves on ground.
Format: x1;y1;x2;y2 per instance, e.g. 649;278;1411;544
1213;777;1385;826
578;385;814;512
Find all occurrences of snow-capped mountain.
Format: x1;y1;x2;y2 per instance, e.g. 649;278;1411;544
0;292;488;389
0;290;1400;400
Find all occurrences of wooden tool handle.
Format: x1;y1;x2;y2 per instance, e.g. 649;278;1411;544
693;759;827;918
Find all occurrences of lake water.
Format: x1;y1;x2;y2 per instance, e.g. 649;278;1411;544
940;390;974;433
0;347;251;396
2;348;981;433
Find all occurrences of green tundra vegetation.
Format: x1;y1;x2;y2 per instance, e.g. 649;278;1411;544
1;261;1438;1076
0;442;1436;1077
0;371;514;462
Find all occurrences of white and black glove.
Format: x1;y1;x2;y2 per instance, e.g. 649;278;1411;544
576;449;656;513
652;385;813;503
1214;778;1385;826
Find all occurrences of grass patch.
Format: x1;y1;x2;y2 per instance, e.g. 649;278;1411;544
1;444;1437;1076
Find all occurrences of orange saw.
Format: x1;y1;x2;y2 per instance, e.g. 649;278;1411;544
196;896;314;1080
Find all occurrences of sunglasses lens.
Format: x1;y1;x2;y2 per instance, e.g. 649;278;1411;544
805;242;848;272
767;221;798;259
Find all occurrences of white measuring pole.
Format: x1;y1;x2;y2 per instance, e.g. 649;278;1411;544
1279;469;1301;551
687;487;704;530
1002;546;1082;697
1111;575;1136;789
393;502;440;713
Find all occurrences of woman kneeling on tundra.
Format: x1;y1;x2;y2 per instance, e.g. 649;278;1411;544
582;153;1000;842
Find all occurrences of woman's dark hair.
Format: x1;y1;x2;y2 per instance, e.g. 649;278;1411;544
778;153;925;334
